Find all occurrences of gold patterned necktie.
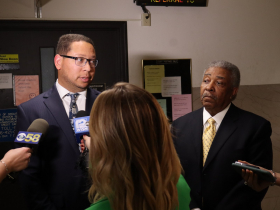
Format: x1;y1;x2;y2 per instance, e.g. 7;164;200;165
203;118;216;166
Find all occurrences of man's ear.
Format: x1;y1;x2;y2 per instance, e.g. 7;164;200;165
54;54;62;70
233;87;238;96
231;87;239;100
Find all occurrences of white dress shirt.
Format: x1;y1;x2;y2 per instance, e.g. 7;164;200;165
202;103;231;133
56;80;87;117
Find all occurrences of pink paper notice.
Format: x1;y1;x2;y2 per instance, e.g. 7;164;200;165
14;75;39;106
172;94;192;121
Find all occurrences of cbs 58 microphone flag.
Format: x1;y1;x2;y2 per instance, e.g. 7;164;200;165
14;118;49;146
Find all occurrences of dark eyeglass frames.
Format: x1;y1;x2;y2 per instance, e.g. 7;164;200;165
60;55;98;67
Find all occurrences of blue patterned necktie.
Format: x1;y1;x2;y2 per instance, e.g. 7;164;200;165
66;93;88;171
67;93;79;128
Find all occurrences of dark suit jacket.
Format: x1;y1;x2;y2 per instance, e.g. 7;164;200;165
15;84;100;210
172;103;273;210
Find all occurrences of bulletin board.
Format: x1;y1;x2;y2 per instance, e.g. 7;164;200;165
143;59;192;122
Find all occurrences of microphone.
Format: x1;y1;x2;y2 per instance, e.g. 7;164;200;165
73;111;90;172
73;111;89;144
14;118;49;150
9;119;49;182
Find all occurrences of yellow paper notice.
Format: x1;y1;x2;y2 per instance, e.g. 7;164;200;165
0;54;19;63
144;65;165;93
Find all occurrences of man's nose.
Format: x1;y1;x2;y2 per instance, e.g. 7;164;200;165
83;61;93;71
205;82;214;91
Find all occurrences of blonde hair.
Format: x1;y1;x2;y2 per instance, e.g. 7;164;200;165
88;82;182;210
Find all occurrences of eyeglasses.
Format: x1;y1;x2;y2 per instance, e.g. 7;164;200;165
60;55;98;67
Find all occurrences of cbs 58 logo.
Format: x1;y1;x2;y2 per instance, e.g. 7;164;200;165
16;132;41;143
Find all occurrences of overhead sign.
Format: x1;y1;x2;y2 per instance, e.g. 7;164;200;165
135;0;207;7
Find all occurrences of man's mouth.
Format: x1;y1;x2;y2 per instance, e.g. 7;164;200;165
201;93;216;100
80;77;90;82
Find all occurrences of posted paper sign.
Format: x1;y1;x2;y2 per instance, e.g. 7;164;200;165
14;75;39;106
161;76;181;97
0;109;17;142
0;54;19;63
144;65;165;93
156;99;167;116
172;94;192;121
0;73;13;89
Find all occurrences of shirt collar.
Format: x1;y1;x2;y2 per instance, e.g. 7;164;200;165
56;79;87;99
203;103;231;126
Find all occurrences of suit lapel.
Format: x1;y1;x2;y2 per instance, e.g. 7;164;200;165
203;104;239;170
43;85;80;154
192;109;204;161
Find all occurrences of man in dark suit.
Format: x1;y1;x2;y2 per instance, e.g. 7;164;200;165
16;34;100;210
172;60;273;210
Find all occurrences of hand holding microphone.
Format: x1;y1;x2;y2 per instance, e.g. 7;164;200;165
0;147;32;183
83;135;91;149
1;148;32;173
73;111;90;172
3;118;49;181
73;111;90;154
80;135;91;153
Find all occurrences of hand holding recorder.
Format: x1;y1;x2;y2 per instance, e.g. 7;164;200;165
233;160;280;191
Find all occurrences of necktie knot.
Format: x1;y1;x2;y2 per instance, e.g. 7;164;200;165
67;93;79;103
208;118;216;125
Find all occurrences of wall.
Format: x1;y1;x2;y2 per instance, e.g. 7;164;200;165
0;0;280;88
1;0;280;209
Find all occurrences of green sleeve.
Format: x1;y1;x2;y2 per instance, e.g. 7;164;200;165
177;174;191;210
86;175;191;210
85;198;111;210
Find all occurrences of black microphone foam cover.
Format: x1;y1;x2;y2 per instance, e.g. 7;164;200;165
76;110;88;118
27;118;49;135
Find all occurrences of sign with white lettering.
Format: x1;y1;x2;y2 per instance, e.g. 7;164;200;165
0;109;17;142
